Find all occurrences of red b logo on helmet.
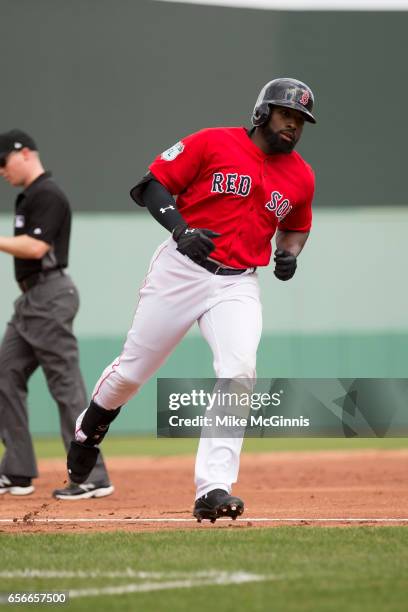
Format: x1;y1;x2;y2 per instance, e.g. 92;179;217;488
299;91;309;106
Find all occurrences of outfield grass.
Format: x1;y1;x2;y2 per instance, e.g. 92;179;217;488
1;438;407;611
2;435;408;462
1;528;407;611
20;435;408;459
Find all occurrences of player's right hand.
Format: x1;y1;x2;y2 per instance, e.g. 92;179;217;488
173;224;221;264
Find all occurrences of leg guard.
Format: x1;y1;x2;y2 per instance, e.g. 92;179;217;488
75;400;121;445
67;441;100;484
68;400;121;484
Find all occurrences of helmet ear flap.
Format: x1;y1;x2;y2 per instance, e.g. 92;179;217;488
251;102;271;127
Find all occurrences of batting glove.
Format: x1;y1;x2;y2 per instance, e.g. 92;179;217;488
173;224;221;264
274;249;297;281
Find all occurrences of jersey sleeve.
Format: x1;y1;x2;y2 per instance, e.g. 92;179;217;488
148;130;208;195
277;168;315;232
25;191;68;245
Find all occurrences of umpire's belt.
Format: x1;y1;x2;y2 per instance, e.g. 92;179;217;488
18;269;65;293
197;258;256;276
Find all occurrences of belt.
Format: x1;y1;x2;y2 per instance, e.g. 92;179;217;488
18;269;65;293
197;258;256;276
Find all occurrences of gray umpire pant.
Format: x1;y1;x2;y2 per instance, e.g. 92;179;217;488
0;271;110;483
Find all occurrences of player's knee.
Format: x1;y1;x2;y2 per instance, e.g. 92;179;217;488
216;360;257;382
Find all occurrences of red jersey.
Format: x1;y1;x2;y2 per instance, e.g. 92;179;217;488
149;127;315;268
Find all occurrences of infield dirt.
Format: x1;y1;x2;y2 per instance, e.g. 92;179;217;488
1;449;407;532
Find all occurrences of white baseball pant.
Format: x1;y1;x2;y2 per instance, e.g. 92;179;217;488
87;237;262;499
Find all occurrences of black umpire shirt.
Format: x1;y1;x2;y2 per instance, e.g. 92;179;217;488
14;172;71;282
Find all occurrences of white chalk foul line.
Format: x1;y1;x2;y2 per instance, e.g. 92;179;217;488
0;567;192;580
69;573;271;598
0;570;236;579
1;517;408;524
0;570;276;599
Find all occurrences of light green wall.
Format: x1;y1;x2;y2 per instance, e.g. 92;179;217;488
1;209;407;335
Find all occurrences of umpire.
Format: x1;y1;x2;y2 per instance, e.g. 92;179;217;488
0;129;113;499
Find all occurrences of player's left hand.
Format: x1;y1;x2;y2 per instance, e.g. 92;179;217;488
274;249;297;281
173;224;221;264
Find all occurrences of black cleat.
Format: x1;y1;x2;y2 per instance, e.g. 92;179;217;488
67;441;100;484
193;489;244;523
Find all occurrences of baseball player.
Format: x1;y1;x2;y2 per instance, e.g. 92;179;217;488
64;78;316;522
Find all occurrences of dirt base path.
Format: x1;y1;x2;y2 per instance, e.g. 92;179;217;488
1;449;407;532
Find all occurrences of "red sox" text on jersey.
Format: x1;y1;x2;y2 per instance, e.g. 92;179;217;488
265;191;293;220
211;172;252;197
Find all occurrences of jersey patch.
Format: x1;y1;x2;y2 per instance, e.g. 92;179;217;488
161;141;185;162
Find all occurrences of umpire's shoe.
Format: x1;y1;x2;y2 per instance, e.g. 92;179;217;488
193;489;244;523
0;474;34;496
52;480;114;500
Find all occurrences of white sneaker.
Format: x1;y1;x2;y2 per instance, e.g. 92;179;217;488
0;474;35;496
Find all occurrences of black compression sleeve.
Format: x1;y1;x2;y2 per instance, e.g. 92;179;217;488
142;179;187;233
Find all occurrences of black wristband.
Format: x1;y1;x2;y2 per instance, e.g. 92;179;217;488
172;223;188;241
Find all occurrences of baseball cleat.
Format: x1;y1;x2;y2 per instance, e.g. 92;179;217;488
193;489;244;523
0;474;34;496
52;480;114;500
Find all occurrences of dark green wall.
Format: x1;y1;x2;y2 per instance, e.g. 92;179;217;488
0;1;407;210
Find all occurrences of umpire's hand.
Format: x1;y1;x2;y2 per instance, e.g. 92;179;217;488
274;249;297;281
173;224;221;264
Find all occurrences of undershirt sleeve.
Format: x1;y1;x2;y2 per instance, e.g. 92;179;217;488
140;178;186;233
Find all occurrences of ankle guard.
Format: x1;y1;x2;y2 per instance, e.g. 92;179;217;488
77;400;121;445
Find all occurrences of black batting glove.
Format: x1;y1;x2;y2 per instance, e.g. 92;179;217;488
173;224;221;264
274;249;297;281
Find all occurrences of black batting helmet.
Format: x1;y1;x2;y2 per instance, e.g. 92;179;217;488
251;78;316;126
